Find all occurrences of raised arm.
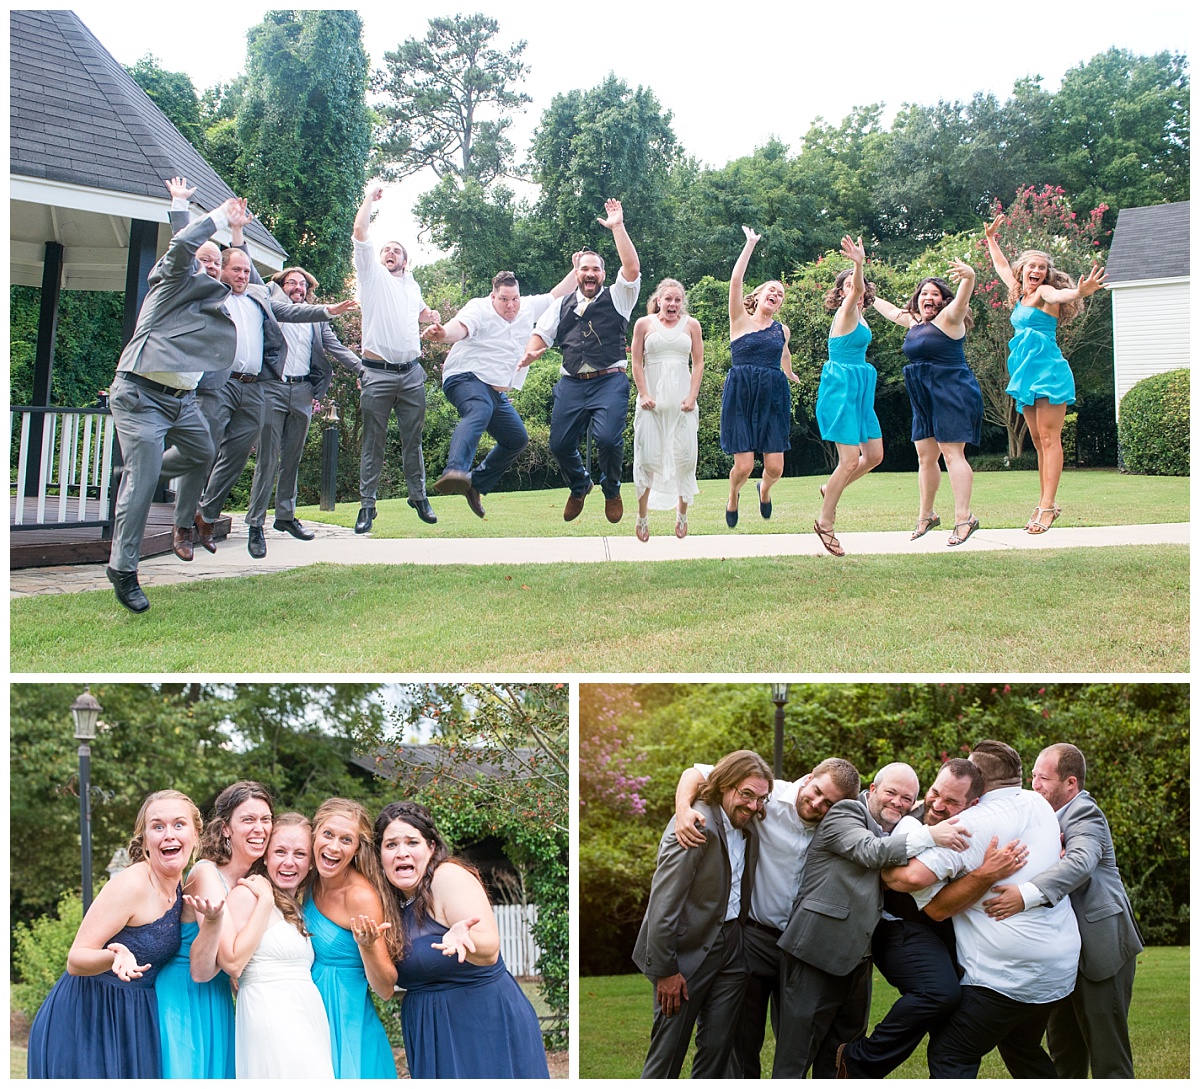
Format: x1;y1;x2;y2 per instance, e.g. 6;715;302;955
830;236;867;338
936;260;977;334
673;766;708;849
983;214;1016;293
552;257;581;299
871;294;912;328
1038;263;1108;307
354;185;383;243
729;226;760;325
598;200;639;283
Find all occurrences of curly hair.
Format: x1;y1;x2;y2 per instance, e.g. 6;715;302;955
374;801;486;957
198;781;275;864
648;278;688;316
248;812;312;936
313;798;403;961
824;268;876;313
270;266;319;302
1007;250;1085;324
743;280;784;316
698;750;774;823
127;789;202;864
903;276;974;332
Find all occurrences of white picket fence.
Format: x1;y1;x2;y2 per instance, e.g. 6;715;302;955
10;406;118;528
495;903;541;977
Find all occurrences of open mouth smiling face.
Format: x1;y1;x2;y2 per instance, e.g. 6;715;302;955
229;799;273;863
266;826;311;892
313;813;360;880
144;801;197;874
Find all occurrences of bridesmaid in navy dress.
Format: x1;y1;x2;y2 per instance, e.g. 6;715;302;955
27;789;209;1079
376;802;550;1078
720;226;801;527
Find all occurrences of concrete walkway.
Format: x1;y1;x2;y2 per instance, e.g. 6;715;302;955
9;514;1190;598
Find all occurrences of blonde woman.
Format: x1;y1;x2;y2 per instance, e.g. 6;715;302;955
28;790;207;1078
720;226;801;527
984;214;1107;533
223;813;334;1078
630;279;704;540
307;798;400;1078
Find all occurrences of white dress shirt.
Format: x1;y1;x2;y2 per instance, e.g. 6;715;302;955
720;806;747;923
353;238;425;362
914;786;1081;1003
532;273;642;373
442;293;556;389
225;292;264;375
281;322;314;378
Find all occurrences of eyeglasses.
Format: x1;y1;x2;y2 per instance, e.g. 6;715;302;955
282;279;307;290
735;787;770;806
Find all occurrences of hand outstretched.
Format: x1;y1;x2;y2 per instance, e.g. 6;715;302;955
840;235;865;264
350;914;393;949
1078;263;1107;297
109;942;151;981
947;259;976;284
327;298;358;316
742;225;761;246
184;893;225;922
984;213;1005;240
432;917;480;962
165;176;196;201
423;323;447;342
597;199;624;230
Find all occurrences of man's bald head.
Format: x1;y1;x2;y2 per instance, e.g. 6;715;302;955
197;242;222;280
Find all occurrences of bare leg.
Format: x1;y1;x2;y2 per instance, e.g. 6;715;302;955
638;486;651;519
938;441;974;525
913;437;942;523
759;452;784;504
676;498;689;538
1022;404;1046;525
1027;400;1067;529
727;451;755;512
820;440;882;529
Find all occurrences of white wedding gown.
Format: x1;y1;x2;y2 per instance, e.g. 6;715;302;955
234;908;335;1078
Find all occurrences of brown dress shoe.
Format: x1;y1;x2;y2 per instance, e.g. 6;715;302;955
172;525;194;562
194;512;217;553
465;486;486;519
605;493;624;523
563;482;594;522
433;469;472;495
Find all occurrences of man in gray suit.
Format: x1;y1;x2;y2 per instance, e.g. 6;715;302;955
981;743;1143;1078
772;763;968;1078
633;749;771;1078
243;265;362;554
106;196;252;612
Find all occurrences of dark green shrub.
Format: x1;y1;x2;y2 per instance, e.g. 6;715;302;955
971;451;1040;472
12;891;83;1017
1119;368;1190;475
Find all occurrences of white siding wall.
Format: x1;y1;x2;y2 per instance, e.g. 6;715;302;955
495;903;542;976
1111;279;1191;417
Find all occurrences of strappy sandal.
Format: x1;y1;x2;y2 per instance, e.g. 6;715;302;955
756;480;772;519
911;512;941;540
814;520;845;557
1026;506;1060;535
635;515;650;543
948;515;979;547
675;510;688;539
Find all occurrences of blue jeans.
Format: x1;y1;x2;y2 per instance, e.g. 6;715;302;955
443;373;529;494
548;370;629;498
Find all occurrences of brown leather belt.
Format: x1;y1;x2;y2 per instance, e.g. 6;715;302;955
570;365;623;381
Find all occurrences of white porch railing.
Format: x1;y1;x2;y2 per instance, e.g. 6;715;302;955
10;406;118;530
495;903;542;977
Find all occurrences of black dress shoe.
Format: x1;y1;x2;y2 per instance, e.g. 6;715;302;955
354;506;376;534
107;567;149;613
274;518;315;541
465;486;486;519
408;497;438;524
247;526;267;558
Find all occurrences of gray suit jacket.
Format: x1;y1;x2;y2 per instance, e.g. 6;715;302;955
632;801;758;983
1031;790;1144;981
777;798;912;977
267;281;363;400
117;213;236;376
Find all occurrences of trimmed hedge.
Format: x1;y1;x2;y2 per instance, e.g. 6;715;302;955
1119;369;1190;476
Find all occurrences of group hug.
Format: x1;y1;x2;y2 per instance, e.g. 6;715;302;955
635;740;1140;1079
26;783;549;1079
106;175;1105;613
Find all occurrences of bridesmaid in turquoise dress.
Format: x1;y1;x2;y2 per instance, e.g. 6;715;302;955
308;797;400;1078
375;802;550;1078
156;780;275;1078
814;235;884;556
984;213;1107;533
28;790;200;1079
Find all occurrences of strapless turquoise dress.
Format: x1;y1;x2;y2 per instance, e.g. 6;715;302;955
1005;303;1075;411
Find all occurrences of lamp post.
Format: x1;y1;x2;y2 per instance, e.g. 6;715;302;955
770;683;789;779
71;685;101;913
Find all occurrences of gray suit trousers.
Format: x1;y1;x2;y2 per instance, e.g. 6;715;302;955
246;381;314;525
641;919;747;1079
773;953;873;1078
197;379;268;522
108;376;214;572
358;366;426;503
1047;956;1136;1078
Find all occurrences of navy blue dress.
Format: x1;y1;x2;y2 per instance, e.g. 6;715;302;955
28;886;183;1079
720;321;793;454
901;322;983;445
395;905;549;1078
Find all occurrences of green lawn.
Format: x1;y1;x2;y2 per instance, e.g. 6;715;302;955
580;947;1189;1078
301;470;1189;538
9;544;1189;672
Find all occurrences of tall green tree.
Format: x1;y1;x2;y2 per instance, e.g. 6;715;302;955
126;53;206;152
234;10;372;294
373;13;531;185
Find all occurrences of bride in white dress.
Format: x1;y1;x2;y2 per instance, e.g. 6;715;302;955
630;279;705;541
220;813;335;1079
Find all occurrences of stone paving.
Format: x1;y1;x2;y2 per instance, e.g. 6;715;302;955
9;514;1190;598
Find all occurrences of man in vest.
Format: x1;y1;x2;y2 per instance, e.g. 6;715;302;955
520;199;641;523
